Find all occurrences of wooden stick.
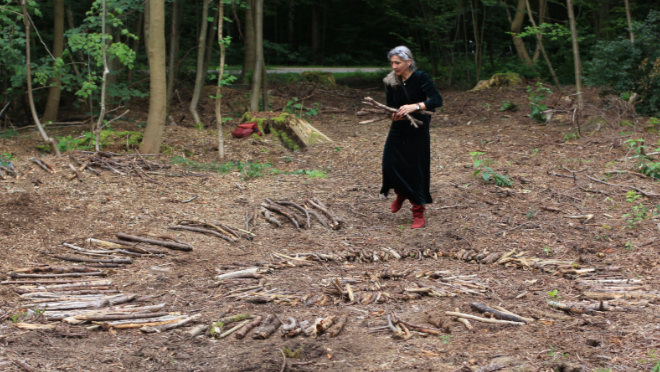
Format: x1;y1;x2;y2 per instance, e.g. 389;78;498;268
65;311;170;324
260;207;282;227
361;97;423;128
217;319;250;338
397;319;446;336
10;272;106;279
263;199;302;230
30;157;54;173
116;233;192;251
252;314;281;339
452;308;472;330
235;315;262;339
470;302;527;323
329;315;347;337
169;225;237;242
216;267;262;281
51;255;132;265
277;200;311;228
141;314;202;333
445;311;525;325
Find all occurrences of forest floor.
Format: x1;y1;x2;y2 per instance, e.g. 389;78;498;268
1;79;659;372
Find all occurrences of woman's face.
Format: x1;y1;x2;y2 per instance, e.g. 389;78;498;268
390;55;411;76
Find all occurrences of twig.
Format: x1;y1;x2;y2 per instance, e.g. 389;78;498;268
445;311;525;325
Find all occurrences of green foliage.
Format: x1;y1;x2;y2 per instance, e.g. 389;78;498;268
284;97;319;117
547;289;560;299
498;100;517;112
519;22;571;42
290;169;327;178
0;152;14;167
470;151;513;187
584;10;660;116
171;156;329;180
0;128;18;139
622;191;648;228
625;138;660;180
526;82;552;123
54;130;142;153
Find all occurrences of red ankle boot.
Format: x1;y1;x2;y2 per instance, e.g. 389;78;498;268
411;204;425;229
390;190;406;213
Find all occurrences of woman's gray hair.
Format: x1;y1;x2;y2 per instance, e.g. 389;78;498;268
387;45;416;71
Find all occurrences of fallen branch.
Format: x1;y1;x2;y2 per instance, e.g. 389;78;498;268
116;233;193;251
141;313;202;333
445;311;525;326
252;314;281;339
360;97;426;128
215;267;263;281
235;315;263;339
470;302;527;323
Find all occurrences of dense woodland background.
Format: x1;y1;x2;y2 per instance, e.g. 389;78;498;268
1;0;659;152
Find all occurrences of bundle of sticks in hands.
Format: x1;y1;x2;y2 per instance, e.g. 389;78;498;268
356;97;434;128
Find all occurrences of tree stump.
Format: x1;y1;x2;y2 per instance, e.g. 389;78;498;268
242;112;332;151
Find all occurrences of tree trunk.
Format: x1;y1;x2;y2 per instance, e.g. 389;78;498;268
166;0;181;111
508;0;532;65
241;0;256;84
41;0;64;123
531;0;546;62
139;0;167;154
21;0;60;155
189;0;210;127
94;0;110;152
216;1;226;159
624;0;634;43
249;0;263;111
469;0;485;81
525;0;560;88
566;0;584;110
127;10;143;83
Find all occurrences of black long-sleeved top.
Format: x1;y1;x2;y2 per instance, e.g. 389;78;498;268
381;70;443;205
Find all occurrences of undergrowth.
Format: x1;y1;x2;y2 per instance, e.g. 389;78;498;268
470;151;513;187
170;156;327;180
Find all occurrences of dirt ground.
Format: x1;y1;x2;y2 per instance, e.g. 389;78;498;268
1;80;659;372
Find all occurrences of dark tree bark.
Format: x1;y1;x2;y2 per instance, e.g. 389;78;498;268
42;0;64;123
166;0;181;111
241;0;256;84
139;0;167;153
249;0;263;111
566;0;584;110
189;0;210;126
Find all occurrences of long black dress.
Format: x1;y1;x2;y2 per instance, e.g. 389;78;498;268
380;70;443;205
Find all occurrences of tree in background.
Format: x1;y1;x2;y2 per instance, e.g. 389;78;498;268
41;0;64;123
249;0;263;111
139;0;166;154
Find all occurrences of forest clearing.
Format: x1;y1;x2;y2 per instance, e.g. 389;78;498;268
1;80;659;371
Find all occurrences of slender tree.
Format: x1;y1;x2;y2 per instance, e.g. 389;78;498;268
21;0;60;155
566;0;584;110
525;0;560;88
249;0;263;111
505;0;533;65
166;0;181;111
41;0;64;123
94;0;110;151
241;0;256;84
189;0;210;127
139;0;167;153
216;0;226;159
624;0;634;43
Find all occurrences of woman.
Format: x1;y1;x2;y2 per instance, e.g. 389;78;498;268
381;45;443;229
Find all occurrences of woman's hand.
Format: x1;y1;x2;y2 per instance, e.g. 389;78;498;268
392;104;419;121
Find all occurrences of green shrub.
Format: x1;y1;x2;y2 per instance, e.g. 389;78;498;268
584;10;660;116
